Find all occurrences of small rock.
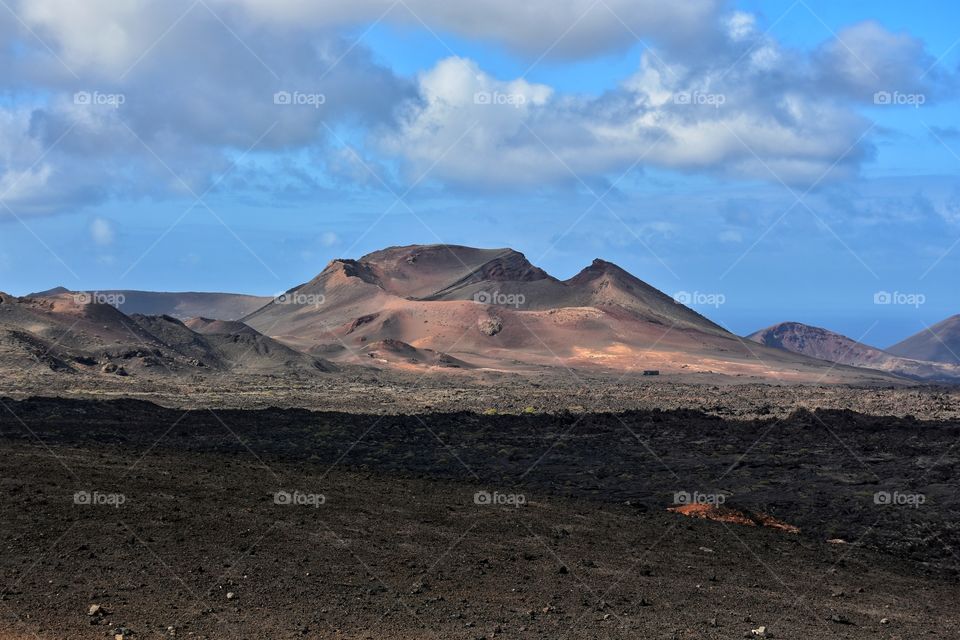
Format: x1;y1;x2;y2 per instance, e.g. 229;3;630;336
411;581;428;594
751;625;767;636
226;592;235;600
477;316;503;337
880;618;890;625
87;604;104;616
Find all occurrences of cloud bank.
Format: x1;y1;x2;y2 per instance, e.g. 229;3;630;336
0;0;953;217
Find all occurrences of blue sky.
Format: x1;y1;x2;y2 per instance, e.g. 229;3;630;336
1;0;958;347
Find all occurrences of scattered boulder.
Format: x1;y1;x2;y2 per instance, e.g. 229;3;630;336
112;626;133;640
477;315;503;337
347;313;380;334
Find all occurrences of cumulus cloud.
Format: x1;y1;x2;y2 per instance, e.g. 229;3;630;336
381;57;557;186
90;217;116;246
376;14;954;190
383;45;873;188
1;0;415;216
215;0;724;60
813;21;943;101
0;0;954;216
718;229;743;244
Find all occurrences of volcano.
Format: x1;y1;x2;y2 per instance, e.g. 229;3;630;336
240;244;896;381
887;315;960;365
748;321;960;381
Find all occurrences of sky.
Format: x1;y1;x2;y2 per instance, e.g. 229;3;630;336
0;0;958;347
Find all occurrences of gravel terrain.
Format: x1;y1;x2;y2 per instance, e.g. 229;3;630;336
2;368;960;420
1;396;958;639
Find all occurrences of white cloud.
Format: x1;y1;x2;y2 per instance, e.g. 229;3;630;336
813;21;941;100
0;164;54;205
90;217;116;246
2;0;415;216
16;0;723;74
0;108;50;206
383;50;872;188
0;1;953;212
216;0;724;60
21;0;151;73
725;12;756;41
381;57;558;186
719;229;743;243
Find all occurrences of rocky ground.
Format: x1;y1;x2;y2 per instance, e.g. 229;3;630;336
2;367;960;420
0;395;958;639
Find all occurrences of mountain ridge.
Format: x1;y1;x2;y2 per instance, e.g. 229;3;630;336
748;321;960;381
887;315;960;365
239;244;899;381
8;244;950;384
27;288;271;321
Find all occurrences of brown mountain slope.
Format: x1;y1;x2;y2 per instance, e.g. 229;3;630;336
184;317;261;336
748;322;960;381
242;245;900;382
887;315;960;365
0;292;331;376
28;287;270;320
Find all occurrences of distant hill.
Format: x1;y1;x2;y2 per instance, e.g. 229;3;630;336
14;244;939;384
748;321;960;382
0;291;332;377
28;288;271;321
887;316;960;365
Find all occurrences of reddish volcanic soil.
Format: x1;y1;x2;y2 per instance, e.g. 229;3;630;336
238;245;899;383
667;504;801;534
